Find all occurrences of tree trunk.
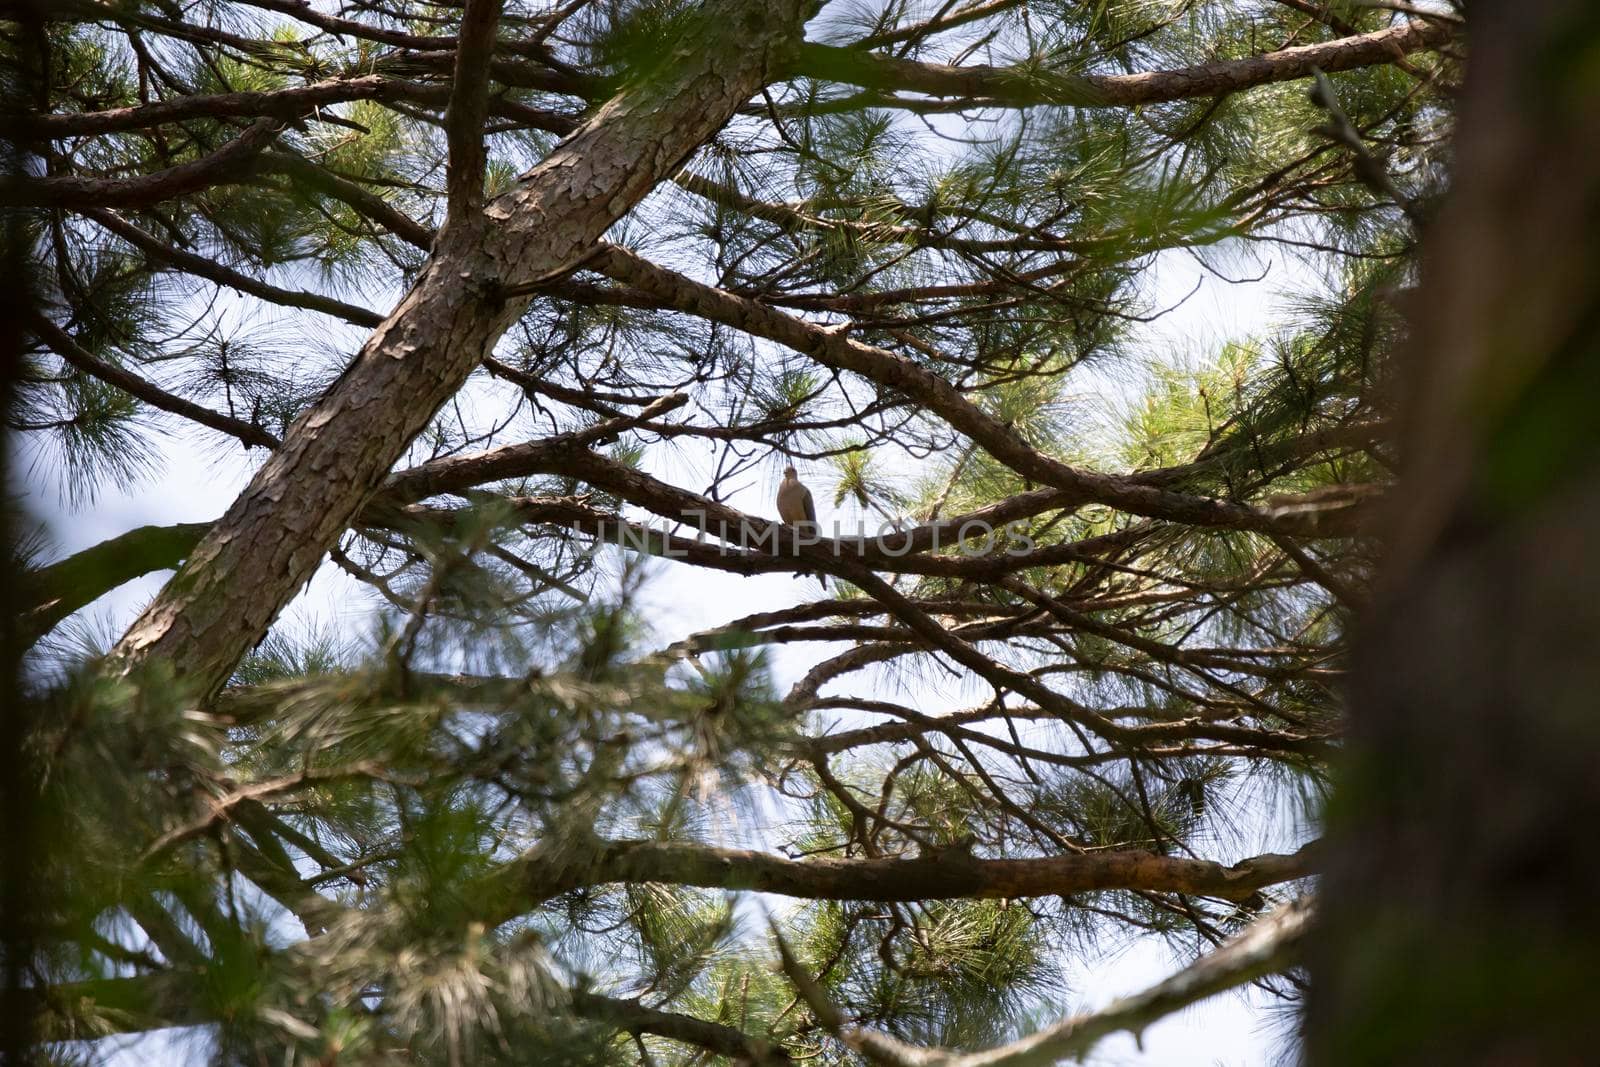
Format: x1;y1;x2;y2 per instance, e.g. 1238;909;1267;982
1308;1;1600;1061
107;0;807;694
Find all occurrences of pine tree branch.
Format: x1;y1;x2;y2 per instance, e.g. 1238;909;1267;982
838;897;1313;1067
19;522;212;643
255;151;436;250
12;75;394;138
804;701;1257;766
794;19;1452;109
83;208;387;328
24;309;282;449
444;0;503;219
503;836;1319;912
0;118;284;208
673;171;1102;256
237;0;587;94
376;392;688;503
854;0;1028;50
10;75;579;140
571;992;792;1065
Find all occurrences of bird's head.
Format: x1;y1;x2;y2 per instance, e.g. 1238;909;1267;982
783;465;798;479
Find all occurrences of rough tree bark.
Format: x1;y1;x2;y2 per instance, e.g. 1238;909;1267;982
1309;1;1600;1061
106;0;809;694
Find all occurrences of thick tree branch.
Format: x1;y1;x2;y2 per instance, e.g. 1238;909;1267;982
444;0;503;218
503;835;1318;911
794;19;1452;109
20;522;211;643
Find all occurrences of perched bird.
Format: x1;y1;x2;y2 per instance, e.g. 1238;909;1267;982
776;465;825;587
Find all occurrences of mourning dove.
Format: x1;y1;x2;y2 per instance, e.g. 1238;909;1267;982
776;465;825;586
